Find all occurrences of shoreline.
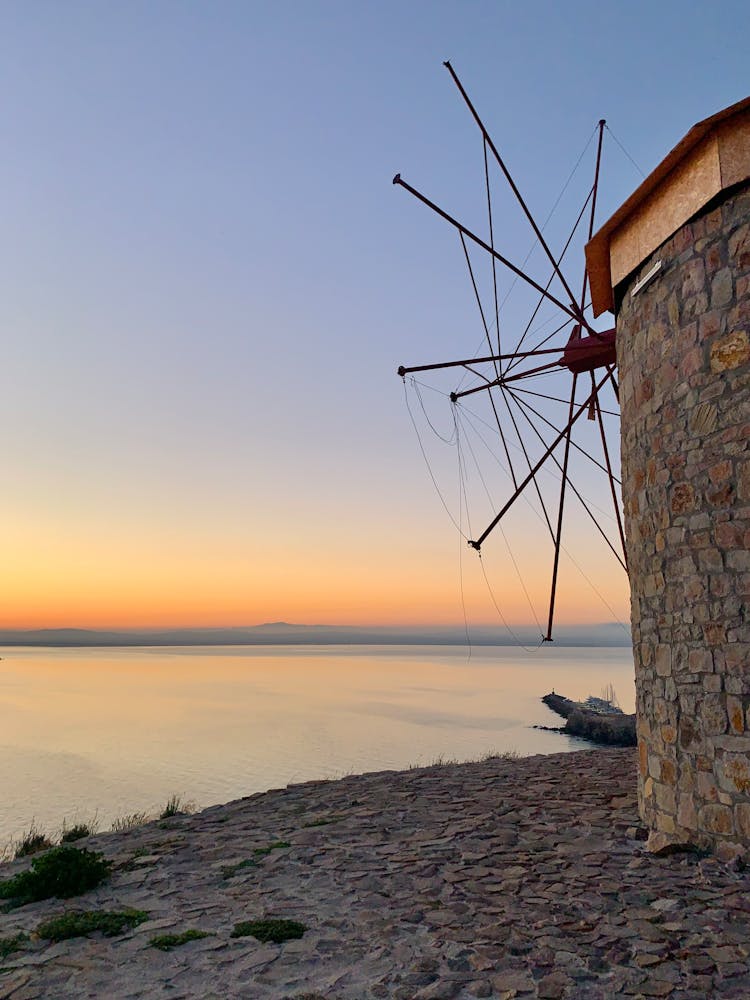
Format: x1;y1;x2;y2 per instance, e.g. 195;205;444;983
2;748;749;998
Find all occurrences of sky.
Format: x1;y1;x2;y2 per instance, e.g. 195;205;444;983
0;1;747;631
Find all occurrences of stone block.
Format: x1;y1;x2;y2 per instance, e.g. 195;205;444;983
660;725;677;745
654;644;672;677
670;484;697;517
717;754;750;794
703;622;727;645
655;810;676;833
654;781;676;814
686;648;713;673
725;644;750;673
638;738;649;778
701;694;728;735
677;793;698;830
710;268;733;308
697;771;719;803
699;803;734;835
709;330;749;371
727;696;745;733
735;803;750;839
727;550;750;572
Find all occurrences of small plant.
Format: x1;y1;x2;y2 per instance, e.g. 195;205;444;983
253;841;291;856
149;929;210;950
37;909;149;941
13;822;54;859
479;749;520;762
302;817;341;828
221;858;257;879
110;812;150;832
0;846;110;906
0;933;28;959
428;755;459;767
60;820;98;844
231;918;306;943
159;795;195;820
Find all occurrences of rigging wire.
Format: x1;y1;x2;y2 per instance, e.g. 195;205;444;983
445;393;617;520
479;555;546;652
413;380;457;444
605;125;646;178
455;410;473;657
512;385;620;418
455;124;599;392
459;231;500;379
403;378;467;539
456;408;545;641
456;406;544;652
407;377;630;638
483;136;502;359
505;389;623;485
505;389;627;568
497;124;599;312
460;404;630;635
503;184;594;375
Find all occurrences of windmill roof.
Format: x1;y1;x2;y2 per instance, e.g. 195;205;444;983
586;95;750;316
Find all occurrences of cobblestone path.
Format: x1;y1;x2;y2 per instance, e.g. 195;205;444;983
1;749;749;998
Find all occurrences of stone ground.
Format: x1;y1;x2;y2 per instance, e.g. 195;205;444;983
1;748;749;999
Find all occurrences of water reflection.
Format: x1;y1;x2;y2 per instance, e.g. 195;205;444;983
0;644;634;845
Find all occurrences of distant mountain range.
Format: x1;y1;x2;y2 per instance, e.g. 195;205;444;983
0;621;631;647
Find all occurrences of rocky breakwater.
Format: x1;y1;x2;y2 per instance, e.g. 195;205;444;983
542;693;637;747
1;748;750;998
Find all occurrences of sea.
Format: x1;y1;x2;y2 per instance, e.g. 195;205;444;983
0;643;635;849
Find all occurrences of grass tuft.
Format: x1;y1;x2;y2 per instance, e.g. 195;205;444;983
479;749;520;761
159;795;195;820
37;909;149;941
0;933;28;959
231;918;306;943
149;929;210;950
0;846;110;906
110;812;150;833
221;858;257;879
253;841;291;856
60;820;98;844
302;817;342;828
13;822;54;859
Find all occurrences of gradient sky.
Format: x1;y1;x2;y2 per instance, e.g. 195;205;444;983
1;1;747;630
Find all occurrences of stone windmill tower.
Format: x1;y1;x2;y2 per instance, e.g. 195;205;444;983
586;95;750;857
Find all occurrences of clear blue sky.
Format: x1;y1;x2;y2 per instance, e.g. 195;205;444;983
0;1;747;628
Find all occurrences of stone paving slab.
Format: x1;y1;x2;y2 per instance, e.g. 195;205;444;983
1;749;749;998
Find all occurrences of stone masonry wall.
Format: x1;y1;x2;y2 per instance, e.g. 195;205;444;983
617;181;750;857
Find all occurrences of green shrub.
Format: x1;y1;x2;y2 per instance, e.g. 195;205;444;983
37;909;149;941
231;918;306;943
0;933;27;959
149;929;209;950
0;846;110;905
60;821;98;844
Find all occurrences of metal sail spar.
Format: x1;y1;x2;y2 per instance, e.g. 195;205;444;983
394;63;627;641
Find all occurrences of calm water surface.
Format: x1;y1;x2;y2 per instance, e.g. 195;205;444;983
0;644;634;846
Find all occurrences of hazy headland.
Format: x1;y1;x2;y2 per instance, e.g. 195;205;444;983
0;621;631;648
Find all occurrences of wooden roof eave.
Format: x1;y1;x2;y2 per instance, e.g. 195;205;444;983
586;94;750;317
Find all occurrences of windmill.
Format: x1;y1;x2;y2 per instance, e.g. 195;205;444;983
394;63;628;642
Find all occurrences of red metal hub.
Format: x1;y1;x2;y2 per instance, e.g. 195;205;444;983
560;327;616;374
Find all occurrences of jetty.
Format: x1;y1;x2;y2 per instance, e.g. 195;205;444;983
542;692;636;747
